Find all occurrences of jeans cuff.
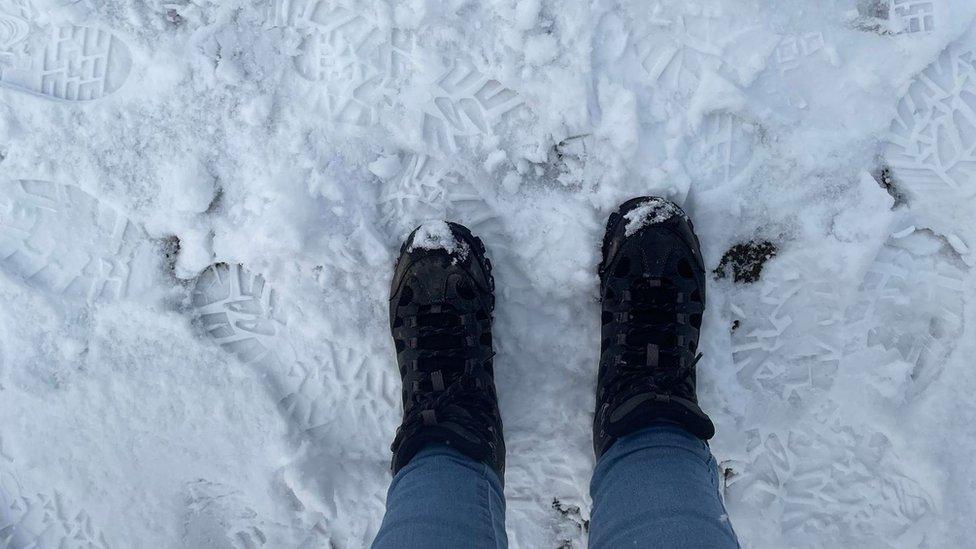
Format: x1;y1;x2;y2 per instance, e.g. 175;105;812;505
601;423;712;465
398;444;505;490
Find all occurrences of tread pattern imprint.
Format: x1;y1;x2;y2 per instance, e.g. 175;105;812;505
0;1;131;101
721;32;974;545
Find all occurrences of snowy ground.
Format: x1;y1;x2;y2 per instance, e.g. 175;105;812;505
0;0;974;547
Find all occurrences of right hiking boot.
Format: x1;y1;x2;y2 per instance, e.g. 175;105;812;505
594;197;715;458
388;221;505;478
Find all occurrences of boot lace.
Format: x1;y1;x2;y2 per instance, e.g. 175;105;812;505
396;303;496;444
606;277;700;404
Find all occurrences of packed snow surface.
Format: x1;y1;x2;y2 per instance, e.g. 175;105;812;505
623;197;682;236
1;0;975;547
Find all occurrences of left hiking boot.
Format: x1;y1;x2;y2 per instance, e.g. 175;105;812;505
388;221;505;478
593;197;715;458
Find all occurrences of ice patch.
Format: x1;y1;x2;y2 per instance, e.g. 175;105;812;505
409;221;469;258
623;198;682;236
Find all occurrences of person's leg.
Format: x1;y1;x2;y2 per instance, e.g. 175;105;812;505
590;197;739;547
372;445;507;549
589;424;738;548
375;221;507;547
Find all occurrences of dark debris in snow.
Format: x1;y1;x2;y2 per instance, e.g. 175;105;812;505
713;240;778;284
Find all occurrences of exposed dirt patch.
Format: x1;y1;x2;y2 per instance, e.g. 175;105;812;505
713;240;778;283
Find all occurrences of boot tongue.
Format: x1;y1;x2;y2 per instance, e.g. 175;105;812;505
607;392;716;441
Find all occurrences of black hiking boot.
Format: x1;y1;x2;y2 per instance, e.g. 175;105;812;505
594;197;715;458
389;221;505;478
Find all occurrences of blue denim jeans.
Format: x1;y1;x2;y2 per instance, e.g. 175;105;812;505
372;424;739;548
